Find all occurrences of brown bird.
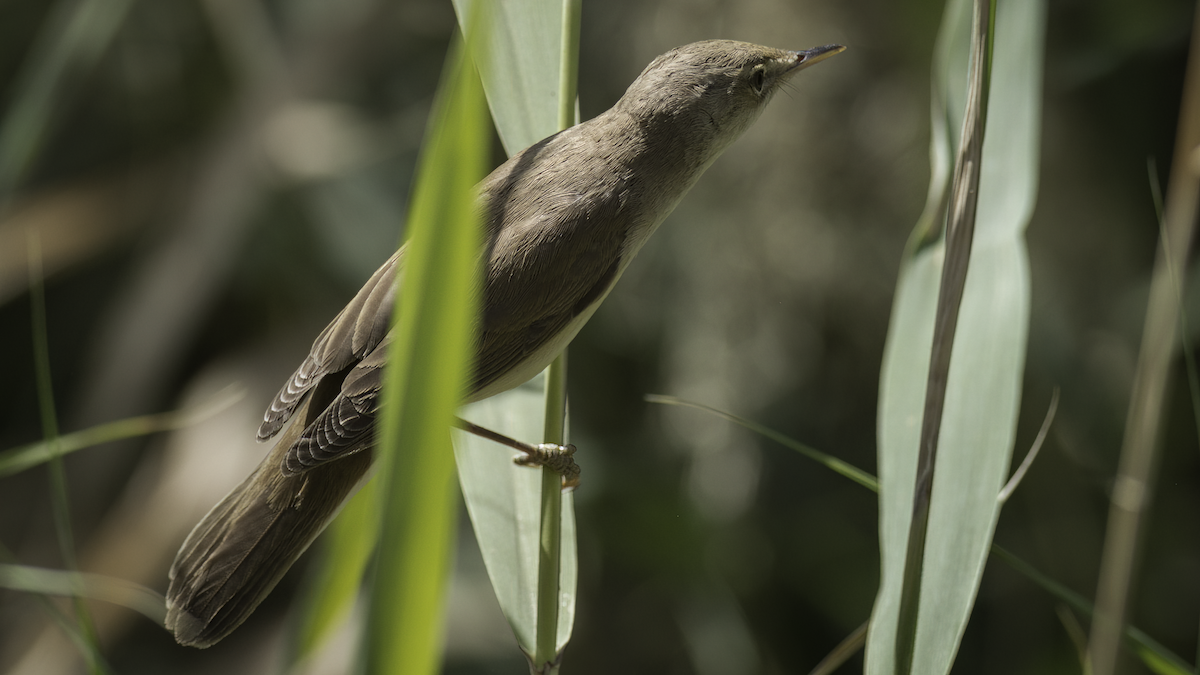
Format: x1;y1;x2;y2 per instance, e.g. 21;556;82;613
165;39;843;648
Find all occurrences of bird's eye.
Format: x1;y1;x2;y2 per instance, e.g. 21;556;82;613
749;67;767;95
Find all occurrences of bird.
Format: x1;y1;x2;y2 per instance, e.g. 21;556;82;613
165;38;844;648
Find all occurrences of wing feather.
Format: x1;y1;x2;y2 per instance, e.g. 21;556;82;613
270;132;634;474
257;250;402;441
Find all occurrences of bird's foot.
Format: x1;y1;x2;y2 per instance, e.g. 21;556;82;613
514;443;581;489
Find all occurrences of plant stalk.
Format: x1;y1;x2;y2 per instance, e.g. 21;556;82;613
1087;3;1200;673
532;3;581;672
534;354;568;673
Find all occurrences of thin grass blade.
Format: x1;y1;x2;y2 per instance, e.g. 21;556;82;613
644;395;878;491
28;235;106;674
645;395;1194;673
0;387;242;478
0;564;167;624
1087;5;1200;673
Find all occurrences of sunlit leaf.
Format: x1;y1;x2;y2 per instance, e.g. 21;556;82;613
453;375;578;657
360;36;489;675
451;0;566;155
290;480;379;661
448;1;580;666
867;0;1046;672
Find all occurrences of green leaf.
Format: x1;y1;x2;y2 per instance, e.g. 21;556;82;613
867;0;1045;672
453;375;578;658
29;237;104;674
290;480;379;661
645;395;1197;673
0;388;241;478
0;564;166;624
451;0;567;155
448;1;581;668
989;546;1197;675
362;36;489;675
644;394;878;492
1134;643;1195;675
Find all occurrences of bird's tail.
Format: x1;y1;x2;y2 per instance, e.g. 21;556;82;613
165;424;373;648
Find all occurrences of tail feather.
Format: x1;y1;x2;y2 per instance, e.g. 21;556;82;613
166;428;373;648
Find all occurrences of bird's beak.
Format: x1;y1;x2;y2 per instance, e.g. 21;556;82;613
788;44;846;73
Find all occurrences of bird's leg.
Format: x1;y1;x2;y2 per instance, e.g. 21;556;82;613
454;417;581;489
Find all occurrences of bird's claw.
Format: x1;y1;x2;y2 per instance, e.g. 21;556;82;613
514;443;581;489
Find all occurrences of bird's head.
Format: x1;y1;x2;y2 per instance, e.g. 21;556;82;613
616;40;844;160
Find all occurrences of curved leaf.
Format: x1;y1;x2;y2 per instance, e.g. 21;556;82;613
453;375;578;657
451;0;567;155
867;0;1046;672
363;37;489;675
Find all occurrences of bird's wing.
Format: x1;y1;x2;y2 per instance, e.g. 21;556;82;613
472;185;629;394
257;248;403;442
281;341;385;475
277;145;632;475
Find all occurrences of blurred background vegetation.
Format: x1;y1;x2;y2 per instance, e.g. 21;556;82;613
0;0;1196;673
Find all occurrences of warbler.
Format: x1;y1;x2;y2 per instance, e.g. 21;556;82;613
166;39;843;648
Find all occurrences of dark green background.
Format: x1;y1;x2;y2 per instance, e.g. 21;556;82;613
0;0;1195;673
